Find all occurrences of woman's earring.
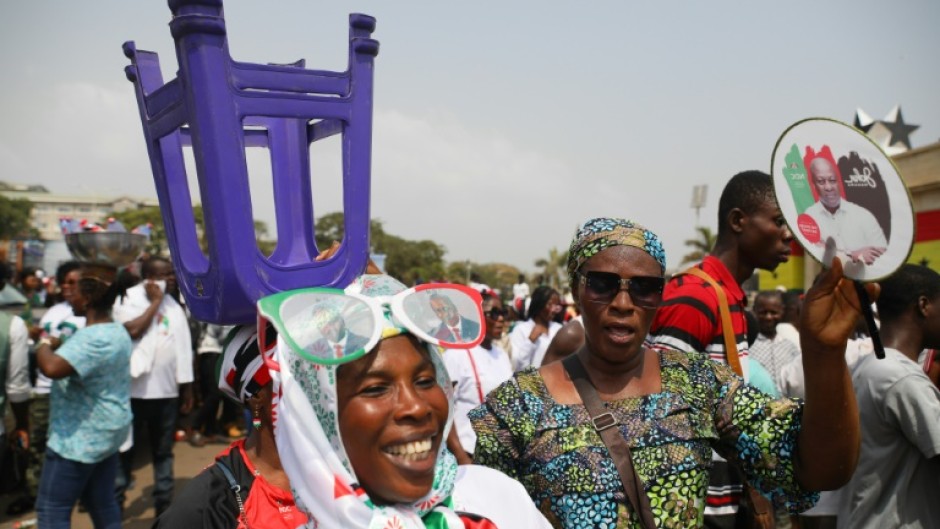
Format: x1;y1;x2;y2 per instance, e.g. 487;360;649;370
252;407;262;430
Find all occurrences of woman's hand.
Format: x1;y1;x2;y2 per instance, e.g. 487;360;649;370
529;322;548;343
800;257;879;353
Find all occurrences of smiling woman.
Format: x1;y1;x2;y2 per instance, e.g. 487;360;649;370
270;273;551;529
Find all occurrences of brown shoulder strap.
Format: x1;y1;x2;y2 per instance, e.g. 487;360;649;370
562;354;657;529
681;267;742;376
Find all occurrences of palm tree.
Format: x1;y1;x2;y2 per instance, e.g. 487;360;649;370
679;226;716;267
534;247;568;290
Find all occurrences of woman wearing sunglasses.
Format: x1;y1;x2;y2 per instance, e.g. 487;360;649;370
510;285;563;371
260;273;551;528
471;217;872;528
443;293;513;461
155;324;306;529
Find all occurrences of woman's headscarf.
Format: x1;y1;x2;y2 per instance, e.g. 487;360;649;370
271;274;463;529
217;324;274;403
566;217;667;289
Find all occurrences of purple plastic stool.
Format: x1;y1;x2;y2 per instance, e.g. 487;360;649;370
123;0;379;324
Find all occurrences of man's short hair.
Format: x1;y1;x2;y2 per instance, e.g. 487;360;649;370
717;170;775;236
754;290;784;306
876;264;940;322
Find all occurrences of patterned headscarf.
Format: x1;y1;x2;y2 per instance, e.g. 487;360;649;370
272;274;463;529
567;217;667;290
217;323;275;403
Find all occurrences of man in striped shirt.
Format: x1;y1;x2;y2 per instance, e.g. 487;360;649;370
650;170;794;529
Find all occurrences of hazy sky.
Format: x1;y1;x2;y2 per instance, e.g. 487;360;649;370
1;1;937;273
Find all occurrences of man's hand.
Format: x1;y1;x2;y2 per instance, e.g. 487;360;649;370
849;246;886;265
179;383;194;415
801;257;879;352
144;280;165;305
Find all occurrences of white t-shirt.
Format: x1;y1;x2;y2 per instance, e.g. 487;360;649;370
34;302;86;394
112;283;193;399
443;343;513;453
512;282;530;301
838;348;940;529
509;319;562;371
452;465;552;528
1;314;30;436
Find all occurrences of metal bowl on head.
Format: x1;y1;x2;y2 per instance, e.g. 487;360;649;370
65;232;148;268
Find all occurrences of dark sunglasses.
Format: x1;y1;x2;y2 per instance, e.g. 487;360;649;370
578;271;665;308
485;307;508;320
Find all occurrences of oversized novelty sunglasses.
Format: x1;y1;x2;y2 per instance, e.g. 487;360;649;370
256;284;484;365
578;271;665;308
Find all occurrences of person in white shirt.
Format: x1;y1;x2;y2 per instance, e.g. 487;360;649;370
444;294;513;458
509;286;562;371
511;274;530;306
112;257;193;516
0;262;31;489
749;290;801;394
838;264;940;529
804;157;887;265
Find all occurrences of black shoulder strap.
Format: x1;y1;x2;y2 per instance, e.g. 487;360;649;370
562;354;657;529
215;459;250;529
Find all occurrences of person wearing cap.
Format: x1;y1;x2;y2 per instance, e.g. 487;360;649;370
471;217;873;529
34;264;132;529
155;323;306;529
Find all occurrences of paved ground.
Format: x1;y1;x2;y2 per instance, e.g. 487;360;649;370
0;435;229;529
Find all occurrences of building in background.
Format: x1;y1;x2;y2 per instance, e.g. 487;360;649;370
0;181;159;273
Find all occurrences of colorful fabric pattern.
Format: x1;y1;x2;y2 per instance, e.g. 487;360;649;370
470;349;817;529
567;218;667;290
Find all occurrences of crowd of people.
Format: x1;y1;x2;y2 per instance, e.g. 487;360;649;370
0;168;937;529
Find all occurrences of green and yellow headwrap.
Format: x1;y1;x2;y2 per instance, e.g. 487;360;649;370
567;217;667;290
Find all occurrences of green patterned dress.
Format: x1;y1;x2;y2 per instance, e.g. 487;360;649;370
469;349;818;528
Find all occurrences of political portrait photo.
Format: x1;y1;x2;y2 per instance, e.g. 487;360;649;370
772;118;914;281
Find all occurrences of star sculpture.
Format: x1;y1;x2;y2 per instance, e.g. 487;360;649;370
854;105;920;155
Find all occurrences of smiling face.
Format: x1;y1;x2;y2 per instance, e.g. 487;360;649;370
810;158;842;210
336;335;448;506
576;246;660;365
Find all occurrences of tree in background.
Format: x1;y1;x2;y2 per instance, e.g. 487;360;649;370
0;195;37;240
534;247;567;290
679;226;716;268
445;261;522;296
314;212;446;286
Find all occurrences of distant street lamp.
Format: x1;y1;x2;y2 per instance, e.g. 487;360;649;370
690;185;708;227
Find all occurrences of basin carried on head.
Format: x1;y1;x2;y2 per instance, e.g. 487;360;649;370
65;232;148;268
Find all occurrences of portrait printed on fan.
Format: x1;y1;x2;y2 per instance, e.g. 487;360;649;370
782;144;891;267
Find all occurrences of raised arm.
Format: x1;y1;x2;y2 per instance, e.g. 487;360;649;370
794;257;878;490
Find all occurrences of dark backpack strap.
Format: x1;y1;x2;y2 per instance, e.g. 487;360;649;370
215;459;250;529
562;354;657;529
